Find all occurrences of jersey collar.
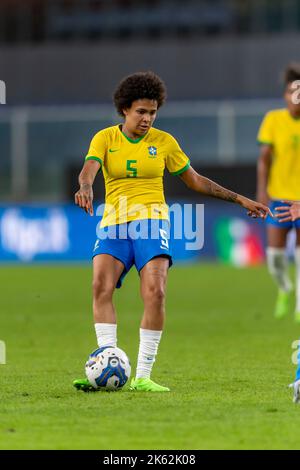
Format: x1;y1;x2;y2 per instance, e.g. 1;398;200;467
118;124;148;143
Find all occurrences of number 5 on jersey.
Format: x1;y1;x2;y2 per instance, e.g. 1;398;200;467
126;160;137;178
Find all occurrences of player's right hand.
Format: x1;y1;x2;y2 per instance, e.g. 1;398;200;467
75;183;94;216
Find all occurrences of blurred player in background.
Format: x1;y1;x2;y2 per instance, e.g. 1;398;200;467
73;71;270;393
257;64;300;323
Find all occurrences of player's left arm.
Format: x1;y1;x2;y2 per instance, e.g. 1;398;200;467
179;165;271;219
275;201;300;222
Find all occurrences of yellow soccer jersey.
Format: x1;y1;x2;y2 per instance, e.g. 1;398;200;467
85;125;190;227
257;108;300;200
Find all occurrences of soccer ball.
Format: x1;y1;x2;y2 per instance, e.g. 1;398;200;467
85;346;131;391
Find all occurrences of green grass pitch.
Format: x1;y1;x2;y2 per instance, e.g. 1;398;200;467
0;263;299;450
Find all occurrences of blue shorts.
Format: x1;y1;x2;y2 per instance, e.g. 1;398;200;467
92;219;172;288
267;200;300;229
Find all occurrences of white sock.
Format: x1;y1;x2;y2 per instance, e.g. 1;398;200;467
266;247;292;292
136;328;162;379
295;247;300;312
94;323;117;348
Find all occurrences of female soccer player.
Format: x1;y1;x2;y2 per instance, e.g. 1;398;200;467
74;71;269;392
257;64;300;323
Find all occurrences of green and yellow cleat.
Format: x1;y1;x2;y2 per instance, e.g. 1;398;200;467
73;378;98;392
274;289;292;319
130;377;170;392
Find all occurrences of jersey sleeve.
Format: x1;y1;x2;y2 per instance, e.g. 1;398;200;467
165;134;190;175
85;130;107;167
257;112;274;146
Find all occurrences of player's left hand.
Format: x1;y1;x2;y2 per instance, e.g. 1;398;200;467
239;196;272;219
275;201;300;222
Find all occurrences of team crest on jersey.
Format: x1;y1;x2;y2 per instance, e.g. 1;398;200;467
148;146;157;157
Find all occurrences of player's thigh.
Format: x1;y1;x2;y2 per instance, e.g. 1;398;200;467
267;225;290;248
93;254;125;291
140;256;169;298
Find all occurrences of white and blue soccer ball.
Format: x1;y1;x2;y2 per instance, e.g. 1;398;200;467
85;346;131;391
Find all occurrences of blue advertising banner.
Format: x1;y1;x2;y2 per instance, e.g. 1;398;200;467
0;202;270;265
0;205;95;262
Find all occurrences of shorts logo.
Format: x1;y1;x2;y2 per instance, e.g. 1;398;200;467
148;146;157;158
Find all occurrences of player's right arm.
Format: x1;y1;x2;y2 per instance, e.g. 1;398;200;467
75;130;106;216
75;160;100;216
256;144;272;206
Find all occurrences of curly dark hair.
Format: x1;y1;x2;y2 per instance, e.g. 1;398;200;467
285;63;300;85
113;71;167;116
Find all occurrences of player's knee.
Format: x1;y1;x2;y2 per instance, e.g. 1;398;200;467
92;278;115;301
143;283;166;305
